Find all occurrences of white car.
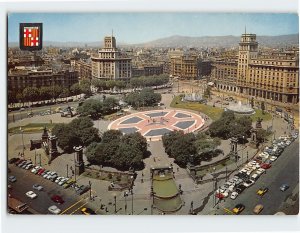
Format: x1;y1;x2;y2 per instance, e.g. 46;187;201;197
31;166;41;173
43;171;51;178
243;180;255;187
251;173;260;181
230;192;239;200
270;156;278;162
26;191;37;199
285;140;291;145
256;168;266;175
228;185;235;192
48;205;61;214
58;178;69;186
55;177;63;184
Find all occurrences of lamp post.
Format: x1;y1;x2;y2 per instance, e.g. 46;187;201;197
66;164;69;178
20;127;25;156
73;151;77;182
114;194;117;214
130;188;134;215
89;181;92;200
124;191;128;214
34;148;37;164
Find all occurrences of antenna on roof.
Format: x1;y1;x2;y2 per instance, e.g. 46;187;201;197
245;26;247;35
112;29;113;37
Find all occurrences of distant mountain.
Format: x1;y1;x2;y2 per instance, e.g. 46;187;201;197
8;34;298;48
138;34;299;48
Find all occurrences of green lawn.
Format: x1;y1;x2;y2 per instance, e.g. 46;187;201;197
170;96;224;121
250;109;272;122
8;123;57;134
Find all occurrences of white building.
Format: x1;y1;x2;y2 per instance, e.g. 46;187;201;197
91;36;132;80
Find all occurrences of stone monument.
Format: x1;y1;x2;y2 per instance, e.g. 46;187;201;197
73;146;85;175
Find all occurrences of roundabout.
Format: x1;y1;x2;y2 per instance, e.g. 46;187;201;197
108;109;205;141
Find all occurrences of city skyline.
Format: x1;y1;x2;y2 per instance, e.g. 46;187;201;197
8;13;299;44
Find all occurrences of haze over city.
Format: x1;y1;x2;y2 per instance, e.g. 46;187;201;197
8;13;299;44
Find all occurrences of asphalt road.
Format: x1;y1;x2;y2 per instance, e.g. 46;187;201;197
7;164;89;215
8;102;79;123
216;139;299;215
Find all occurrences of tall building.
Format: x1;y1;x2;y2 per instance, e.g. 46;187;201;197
169;52;199;79
91;36;132;80
210;33;299;104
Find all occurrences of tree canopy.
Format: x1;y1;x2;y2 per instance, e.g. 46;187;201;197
52;116;100;152
124;88;161;108
85;130;148;170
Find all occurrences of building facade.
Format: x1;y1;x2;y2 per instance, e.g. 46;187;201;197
210;33;299;103
91;36;132;80
170;54;199;79
132;64;164;77
8;67;79;94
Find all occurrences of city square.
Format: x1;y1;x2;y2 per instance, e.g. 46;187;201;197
6;12;299;219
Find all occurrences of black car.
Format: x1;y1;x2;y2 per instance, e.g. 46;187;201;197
76;185;90;195
236;184;246;194
9;158;19;164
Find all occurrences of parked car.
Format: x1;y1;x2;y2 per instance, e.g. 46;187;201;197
31;166;41;174
15;159;25;166
37;168;45;175
260;163;271;169
253;204;264;214
235;185;246;194
230;192;239;200
232;204;245;214
9;158;19;164
8;175;17;183
48;205;61;214
32;184;43;191
26;191;38;199
58;178;69;186
270;156;278;162
280;184;289;192
243;179;255;187
63;178;75;189
51;195;64;204
25;164;34;170
76;185;90;195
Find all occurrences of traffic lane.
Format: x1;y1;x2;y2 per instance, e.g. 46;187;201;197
8;164;86;214
218;140;299;215
8;102;79;123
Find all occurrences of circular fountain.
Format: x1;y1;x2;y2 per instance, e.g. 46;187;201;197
227;101;255;115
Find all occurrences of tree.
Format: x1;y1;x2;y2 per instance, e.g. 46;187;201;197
256;128;271;143
52;124;81;152
16;92;24;106
102;97;118;114
106;80;116;90
77;99;103;118
124;88;161;108
51;85;63;101
39;86;52;101
102;130;123;143
70;83;81;97
162;131;196;167
23;87;40;104
121;132;148;157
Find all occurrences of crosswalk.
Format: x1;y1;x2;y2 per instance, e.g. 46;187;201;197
60;197;89;215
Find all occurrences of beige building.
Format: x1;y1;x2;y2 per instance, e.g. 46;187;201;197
211;33;299;104
169;51;199;79
91;36;132;80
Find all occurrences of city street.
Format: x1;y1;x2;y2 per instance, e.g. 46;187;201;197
8;164;93;215
204;139;299;215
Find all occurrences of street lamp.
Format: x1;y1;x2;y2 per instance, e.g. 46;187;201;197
124;191;128;214
114;194;117;214
20;127;25;156
130;188;134;215
89;181;92;200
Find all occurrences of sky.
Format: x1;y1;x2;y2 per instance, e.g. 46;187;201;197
8;13;299;44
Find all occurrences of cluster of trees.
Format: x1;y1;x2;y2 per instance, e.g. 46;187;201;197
85;130;148;170
209;111;252;142
9;79;92;105
90;74;169;92
130;75;169;89
124;88;161;108
52;117;100;153
162;131;222;167
91;79;127;92
77;97;119;119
